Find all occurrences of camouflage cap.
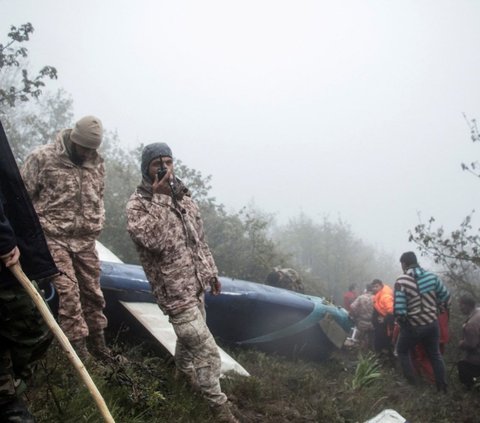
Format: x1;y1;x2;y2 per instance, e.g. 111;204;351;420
70;116;103;149
141;142;172;180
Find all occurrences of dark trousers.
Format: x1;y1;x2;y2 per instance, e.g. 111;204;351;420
396;320;446;390
457;360;480;389
0;282;52;402
373;313;394;353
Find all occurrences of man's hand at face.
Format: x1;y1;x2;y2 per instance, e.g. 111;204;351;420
149;156;175;196
0;246;20;268
152;167;173;195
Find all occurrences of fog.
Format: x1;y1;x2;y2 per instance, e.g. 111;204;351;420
2;0;480;259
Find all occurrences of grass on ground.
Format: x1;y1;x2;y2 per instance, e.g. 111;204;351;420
26;332;479;423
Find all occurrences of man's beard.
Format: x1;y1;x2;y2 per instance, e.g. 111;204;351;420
70;148;85;166
65;137;85;166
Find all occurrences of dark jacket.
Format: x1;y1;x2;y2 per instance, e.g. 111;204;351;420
461;308;480;365
0;120;58;286
0;195;16;256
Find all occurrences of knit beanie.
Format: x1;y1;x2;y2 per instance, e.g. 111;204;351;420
141;142;172;181
70;116;103;149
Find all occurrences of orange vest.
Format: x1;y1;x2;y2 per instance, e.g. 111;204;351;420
373;284;394;316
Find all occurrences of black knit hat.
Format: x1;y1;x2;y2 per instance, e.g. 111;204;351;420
141;142;172;181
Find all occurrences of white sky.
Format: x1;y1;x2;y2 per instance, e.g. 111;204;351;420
2;0;480;259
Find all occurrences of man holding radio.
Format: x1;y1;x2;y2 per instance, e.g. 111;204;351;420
126;142;238;423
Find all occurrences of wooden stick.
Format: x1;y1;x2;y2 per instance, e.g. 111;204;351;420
10;263;115;423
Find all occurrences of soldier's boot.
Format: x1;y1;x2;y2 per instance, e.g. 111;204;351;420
0;397;37;423
71;337;92;362
89;331;129;364
88;330;113;361
210;402;240;423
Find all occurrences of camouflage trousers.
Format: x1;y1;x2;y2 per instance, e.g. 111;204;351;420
170;302;227;407
0;281;52;402
48;240;107;341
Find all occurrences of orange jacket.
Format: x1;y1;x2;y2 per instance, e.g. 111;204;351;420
373;284;394;316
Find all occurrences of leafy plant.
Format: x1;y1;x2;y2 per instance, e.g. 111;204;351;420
350;352;382;390
0;23;57;108
409;114;480;299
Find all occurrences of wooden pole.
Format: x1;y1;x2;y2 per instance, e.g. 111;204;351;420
10;263;115;423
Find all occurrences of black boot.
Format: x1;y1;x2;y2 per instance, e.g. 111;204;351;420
88;330;114;361
0;397;37;423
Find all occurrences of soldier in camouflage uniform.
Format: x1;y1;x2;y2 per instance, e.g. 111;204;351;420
22;116;111;361
126;143;239;423
266;267;305;293
349;284;374;350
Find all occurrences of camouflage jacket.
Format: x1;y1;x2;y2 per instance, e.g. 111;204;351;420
349;293;374;330
126;186;218;315
21;129;105;246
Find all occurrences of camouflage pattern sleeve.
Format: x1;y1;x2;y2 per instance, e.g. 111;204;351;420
98;162;106;224
21;152;42;202
126;192;177;254
193;205;218;276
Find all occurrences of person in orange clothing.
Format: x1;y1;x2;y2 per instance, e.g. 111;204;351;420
371;279;394;355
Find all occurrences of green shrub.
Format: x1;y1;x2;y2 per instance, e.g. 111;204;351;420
350;352;382;390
